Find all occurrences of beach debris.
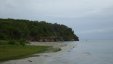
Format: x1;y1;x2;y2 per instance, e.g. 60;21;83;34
28;60;32;62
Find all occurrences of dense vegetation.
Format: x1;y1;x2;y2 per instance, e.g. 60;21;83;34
0;18;78;61
0;18;79;43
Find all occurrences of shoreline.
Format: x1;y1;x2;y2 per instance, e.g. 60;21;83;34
0;41;77;64
29;41;67;48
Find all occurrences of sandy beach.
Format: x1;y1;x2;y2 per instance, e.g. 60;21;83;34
0;41;77;64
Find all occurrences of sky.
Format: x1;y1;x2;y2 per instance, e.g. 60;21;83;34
0;0;113;40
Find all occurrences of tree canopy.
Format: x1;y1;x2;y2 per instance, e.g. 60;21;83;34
0;18;79;42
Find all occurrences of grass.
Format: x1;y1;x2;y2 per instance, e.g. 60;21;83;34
0;45;58;62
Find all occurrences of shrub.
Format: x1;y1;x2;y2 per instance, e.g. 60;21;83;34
8;40;17;45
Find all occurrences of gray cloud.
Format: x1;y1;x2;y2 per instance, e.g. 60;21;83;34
0;0;113;40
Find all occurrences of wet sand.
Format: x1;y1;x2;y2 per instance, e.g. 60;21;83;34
0;41;77;64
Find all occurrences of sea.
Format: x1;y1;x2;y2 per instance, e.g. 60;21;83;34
45;40;113;64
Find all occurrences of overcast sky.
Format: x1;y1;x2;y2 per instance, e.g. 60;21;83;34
0;0;113;40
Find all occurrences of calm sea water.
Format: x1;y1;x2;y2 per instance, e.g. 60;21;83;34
47;40;113;64
1;40;113;64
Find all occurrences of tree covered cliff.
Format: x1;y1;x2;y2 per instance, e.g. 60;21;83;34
0;18;79;42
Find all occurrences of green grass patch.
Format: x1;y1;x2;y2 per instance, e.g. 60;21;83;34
0;40;29;46
0;45;53;62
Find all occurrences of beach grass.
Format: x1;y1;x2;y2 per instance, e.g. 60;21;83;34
0;45;58;62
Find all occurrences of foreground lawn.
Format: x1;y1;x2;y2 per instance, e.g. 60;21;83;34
0;45;52;61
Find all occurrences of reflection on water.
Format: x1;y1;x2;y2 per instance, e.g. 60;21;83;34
1;40;113;64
